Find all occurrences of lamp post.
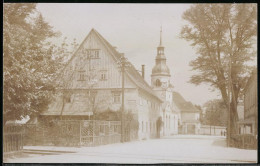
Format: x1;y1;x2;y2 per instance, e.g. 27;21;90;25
117;53;130;143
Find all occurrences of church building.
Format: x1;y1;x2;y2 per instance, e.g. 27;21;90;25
151;28;181;136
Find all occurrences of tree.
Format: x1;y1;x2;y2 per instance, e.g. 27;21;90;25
203;99;227;127
181;4;257;136
3;4;66;124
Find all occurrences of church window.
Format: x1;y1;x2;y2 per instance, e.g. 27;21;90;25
155;79;161;87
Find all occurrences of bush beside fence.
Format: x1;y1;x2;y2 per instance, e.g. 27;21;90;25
230;134;257;150
23;120;136;147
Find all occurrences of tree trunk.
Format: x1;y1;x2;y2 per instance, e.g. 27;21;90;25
230;101;239;136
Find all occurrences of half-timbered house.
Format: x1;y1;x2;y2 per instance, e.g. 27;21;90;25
41;29;163;140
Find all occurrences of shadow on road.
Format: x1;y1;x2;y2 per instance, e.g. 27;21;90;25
212;139;226;147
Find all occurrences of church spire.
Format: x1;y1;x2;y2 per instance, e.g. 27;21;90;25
160;26;162;46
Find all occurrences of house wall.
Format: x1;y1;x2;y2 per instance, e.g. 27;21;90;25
136;90;161;140
181;112;200;121
180;112;200;135
59;30;136;90
244;71;257;136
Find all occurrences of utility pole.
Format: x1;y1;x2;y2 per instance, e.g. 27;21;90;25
117;53;129;143
86;49;97;120
227;54;232;147
121;54;125;143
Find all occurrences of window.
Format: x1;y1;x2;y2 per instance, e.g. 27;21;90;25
65;94;71;103
156;79;161;87
85;49;100;59
142;121;144;132
95;50;99;58
100;125;105;135
101;73;106;80
113;93;121;103
78;71;85;81
150;122;152;133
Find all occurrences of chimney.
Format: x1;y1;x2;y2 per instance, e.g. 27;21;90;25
141;65;145;79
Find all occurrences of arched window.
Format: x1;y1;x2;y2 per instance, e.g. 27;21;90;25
155;79;161;87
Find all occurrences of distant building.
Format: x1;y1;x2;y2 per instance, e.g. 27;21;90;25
238;69;257;136
172;92;200;134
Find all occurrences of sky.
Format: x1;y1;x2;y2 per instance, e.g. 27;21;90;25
37;3;222;106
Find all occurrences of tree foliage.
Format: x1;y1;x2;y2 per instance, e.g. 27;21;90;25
181;4;257;135
3;3;75;124
202;99;227;127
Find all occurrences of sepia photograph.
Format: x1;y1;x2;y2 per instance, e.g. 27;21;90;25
3;3;258;163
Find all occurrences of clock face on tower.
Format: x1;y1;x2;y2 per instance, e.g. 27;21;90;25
161;81;167;88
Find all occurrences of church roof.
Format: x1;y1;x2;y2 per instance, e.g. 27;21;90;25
172;91;200;113
152;63;170;76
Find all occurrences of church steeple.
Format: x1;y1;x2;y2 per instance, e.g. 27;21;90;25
151;28;171;89
152;27;170;77
157;26;165;56
159;26;162;46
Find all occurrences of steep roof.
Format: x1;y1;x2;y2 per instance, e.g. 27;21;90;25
54;29;162;100
92;29;162;102
43;29;164;116
172;91;200;113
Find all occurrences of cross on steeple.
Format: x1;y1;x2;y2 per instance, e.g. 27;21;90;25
160;26;162;46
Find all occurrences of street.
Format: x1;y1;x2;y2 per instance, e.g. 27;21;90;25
5;135;257;163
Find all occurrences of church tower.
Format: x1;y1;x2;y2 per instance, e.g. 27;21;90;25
151;27;171;91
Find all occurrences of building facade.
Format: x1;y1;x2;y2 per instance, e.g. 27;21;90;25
41;29;163;140
172;92;200;134
41;28;200;140
239;69;257;136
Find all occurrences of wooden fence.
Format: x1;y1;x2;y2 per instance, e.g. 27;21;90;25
199;125;227;136
24;120;128;147
3;125;23;156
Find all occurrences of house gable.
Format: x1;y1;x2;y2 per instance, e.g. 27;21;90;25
57;29;136;90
